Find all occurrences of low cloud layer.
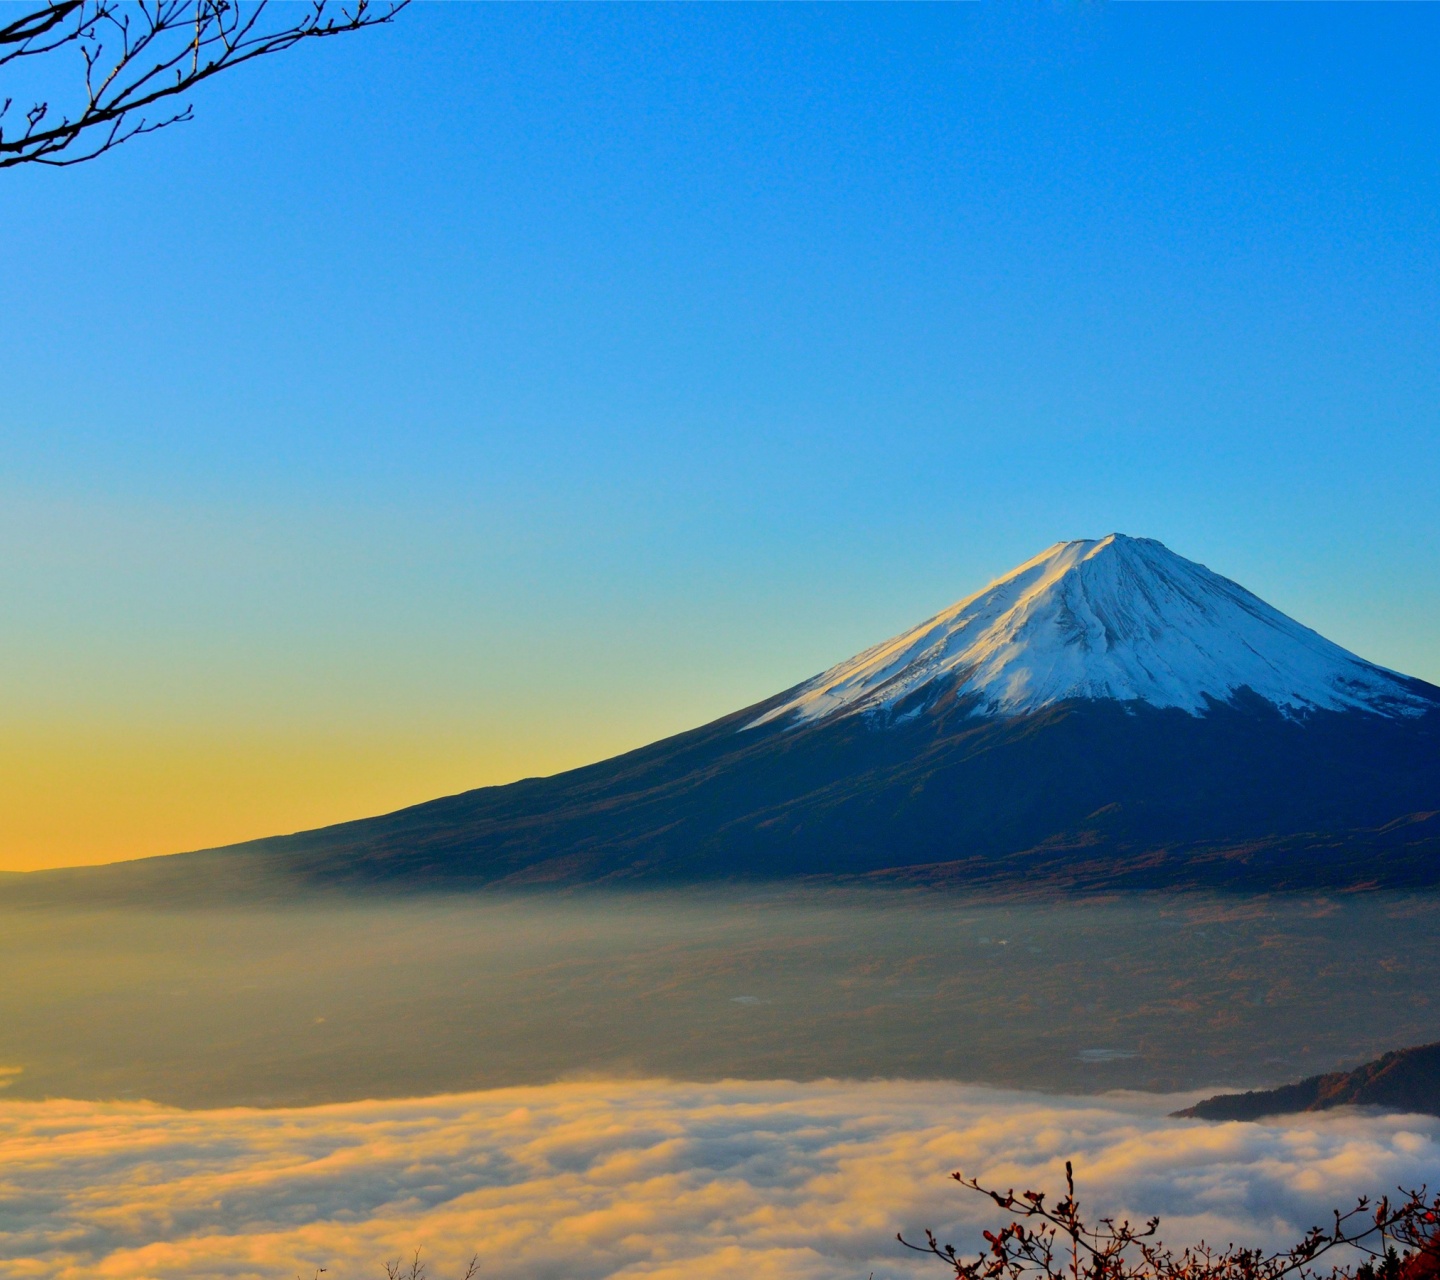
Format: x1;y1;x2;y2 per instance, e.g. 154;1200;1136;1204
2;1080;1438;1280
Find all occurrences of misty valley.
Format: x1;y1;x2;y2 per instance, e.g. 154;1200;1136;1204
5;888;1440;1110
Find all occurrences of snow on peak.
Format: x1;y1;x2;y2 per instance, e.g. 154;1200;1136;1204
749;534;1434;728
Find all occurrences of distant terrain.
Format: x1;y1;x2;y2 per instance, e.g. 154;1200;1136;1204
6;535;1438;904
5;891;1440;1108
1177;1041;1440;1121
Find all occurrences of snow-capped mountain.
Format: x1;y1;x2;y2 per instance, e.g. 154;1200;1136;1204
12;535;1440;904
752;534;1432;727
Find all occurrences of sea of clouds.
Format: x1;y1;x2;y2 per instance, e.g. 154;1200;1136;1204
2;1079;1438;1280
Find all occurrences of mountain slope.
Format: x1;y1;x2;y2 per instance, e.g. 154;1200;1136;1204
9;534;1440;902
1176;1042;1440;1122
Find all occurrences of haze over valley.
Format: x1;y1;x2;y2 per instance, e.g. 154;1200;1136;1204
4;890;1440;1109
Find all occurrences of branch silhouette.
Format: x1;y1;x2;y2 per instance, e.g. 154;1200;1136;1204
902;1161;1440;1280
1;0;406;168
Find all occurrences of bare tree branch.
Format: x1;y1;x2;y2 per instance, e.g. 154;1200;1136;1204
0;0;407;169
901;1161;1440;1280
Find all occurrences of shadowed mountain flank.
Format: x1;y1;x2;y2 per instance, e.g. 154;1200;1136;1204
1176;1042;1440;1121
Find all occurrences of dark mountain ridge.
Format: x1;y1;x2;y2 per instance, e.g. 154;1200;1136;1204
1177;1042;1440;1122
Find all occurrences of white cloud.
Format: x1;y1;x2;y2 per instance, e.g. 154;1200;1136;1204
1;1080;1437;1280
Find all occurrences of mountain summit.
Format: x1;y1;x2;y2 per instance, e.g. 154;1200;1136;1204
753;534;1430;727
10;535;1440;902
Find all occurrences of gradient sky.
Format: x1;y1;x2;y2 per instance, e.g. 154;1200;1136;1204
2;3;1438;871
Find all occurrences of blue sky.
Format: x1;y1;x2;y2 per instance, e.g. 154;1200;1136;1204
1;2;1437;867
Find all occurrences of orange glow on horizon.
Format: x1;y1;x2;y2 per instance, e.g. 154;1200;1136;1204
0;723;632;873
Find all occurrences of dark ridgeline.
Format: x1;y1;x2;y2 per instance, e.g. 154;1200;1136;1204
1177;1041;1440;1122
6;535;1439;903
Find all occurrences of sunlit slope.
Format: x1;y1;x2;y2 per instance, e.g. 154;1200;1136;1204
10;536;1440;900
